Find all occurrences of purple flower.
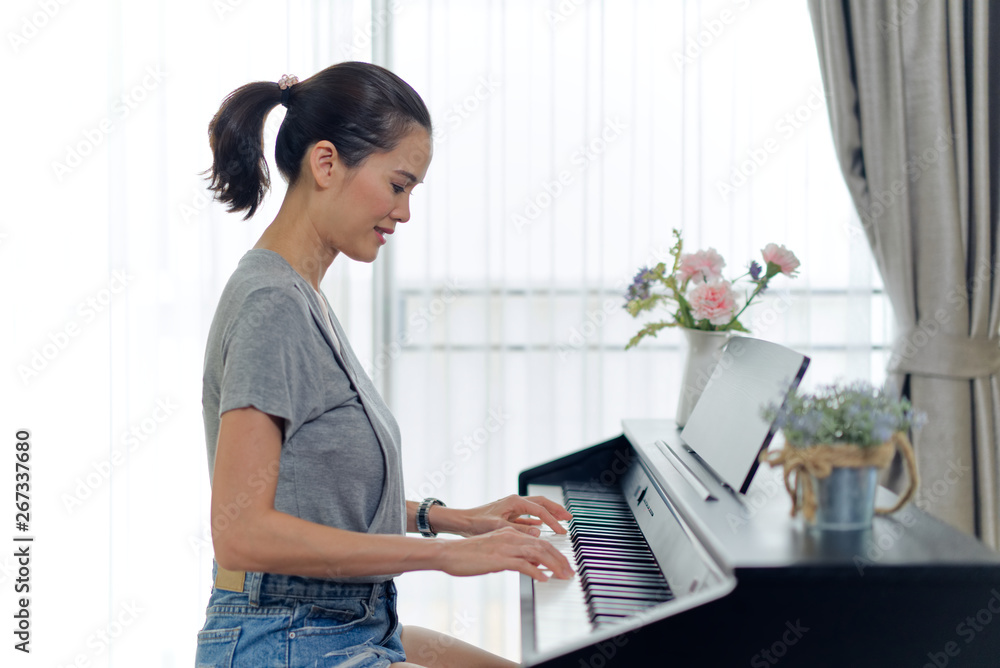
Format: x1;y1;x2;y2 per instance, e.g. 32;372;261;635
749;260;762;281
626;267;651;301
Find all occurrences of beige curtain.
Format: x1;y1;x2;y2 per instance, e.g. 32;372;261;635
808;0;999;547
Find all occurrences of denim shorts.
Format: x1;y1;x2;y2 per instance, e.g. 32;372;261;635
195;563;406;667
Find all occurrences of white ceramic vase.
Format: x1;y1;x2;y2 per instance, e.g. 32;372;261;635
675;328;732;427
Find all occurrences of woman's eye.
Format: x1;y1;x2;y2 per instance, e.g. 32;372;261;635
392;183;405;194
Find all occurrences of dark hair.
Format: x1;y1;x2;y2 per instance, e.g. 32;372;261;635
205;61;432;220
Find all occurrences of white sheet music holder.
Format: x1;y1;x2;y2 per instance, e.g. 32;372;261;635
666;336;810;496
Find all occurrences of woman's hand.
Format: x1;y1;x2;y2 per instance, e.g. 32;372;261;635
432;494;573;538
436;526;575;581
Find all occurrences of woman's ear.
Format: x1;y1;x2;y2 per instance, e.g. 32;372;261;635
307;140;341;188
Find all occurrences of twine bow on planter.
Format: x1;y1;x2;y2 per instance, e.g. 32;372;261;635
760;431;920;523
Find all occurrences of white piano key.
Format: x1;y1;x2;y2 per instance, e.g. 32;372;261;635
533;522;593;653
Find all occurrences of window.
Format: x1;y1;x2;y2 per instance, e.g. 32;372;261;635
381;1;889;658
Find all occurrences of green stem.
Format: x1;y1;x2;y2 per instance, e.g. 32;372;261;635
725;279;767;328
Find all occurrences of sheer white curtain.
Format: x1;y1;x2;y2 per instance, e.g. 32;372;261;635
2;0;885;665
3;1;373;665
382;0;889;660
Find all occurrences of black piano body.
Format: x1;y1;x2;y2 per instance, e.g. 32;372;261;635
518;419;1000;667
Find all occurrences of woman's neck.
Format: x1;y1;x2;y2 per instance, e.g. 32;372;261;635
254;189;338;291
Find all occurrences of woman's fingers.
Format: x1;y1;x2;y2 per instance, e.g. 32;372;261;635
525;495;574;521
513;496;570;534
510;560;550;582
509;516;543;526
512;528;573;579
443;527;574;580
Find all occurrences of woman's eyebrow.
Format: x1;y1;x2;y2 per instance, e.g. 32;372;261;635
394;169;421;184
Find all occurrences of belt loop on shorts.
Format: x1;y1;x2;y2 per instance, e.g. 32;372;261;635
367;581;382;609
246;571;263;607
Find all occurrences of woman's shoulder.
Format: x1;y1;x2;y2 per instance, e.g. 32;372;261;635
215;250;313;327
226;249;306;296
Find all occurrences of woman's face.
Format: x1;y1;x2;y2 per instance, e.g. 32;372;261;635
321;128;432;263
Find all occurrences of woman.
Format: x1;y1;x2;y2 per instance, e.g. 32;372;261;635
195;62;574;667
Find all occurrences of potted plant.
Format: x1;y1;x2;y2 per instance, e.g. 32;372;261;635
624;228;800;426
761;381;924;530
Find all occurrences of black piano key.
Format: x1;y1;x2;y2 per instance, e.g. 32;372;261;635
582;572;670;588
586;585;673;601
579;561;664;576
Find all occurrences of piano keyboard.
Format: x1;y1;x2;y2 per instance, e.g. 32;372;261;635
563;482;674;623
532;482;673;651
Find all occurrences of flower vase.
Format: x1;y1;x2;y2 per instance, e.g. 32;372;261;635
675;328;732;427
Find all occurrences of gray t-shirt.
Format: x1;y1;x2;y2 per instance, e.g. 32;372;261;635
202;249;405;582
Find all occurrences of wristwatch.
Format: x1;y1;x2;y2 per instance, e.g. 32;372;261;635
417;498;445;537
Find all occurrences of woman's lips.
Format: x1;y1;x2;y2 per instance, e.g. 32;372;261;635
374;226;393;245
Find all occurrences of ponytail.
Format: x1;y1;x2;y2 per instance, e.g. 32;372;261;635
205;62;432;220
205;82;282;220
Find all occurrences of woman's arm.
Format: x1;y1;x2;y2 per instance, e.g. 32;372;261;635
211;407;573;581
406;498;572;537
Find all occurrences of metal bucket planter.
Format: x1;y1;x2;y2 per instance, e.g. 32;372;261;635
764;434;920;531
811;466;879;530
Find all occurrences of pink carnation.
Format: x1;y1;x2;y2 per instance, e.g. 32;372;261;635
688;280;736;326
678;248;726;283
761;243;800;276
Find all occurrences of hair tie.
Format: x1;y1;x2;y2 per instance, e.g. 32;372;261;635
277;74;298;108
